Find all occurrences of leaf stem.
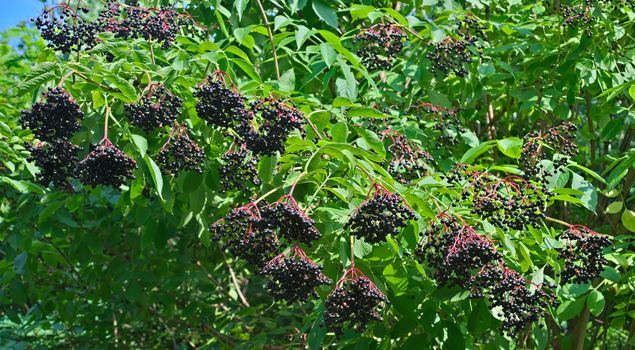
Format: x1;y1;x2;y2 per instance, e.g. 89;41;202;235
255;0;280;80
544;216;572;227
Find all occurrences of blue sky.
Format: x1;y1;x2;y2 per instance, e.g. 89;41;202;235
0;1;52;31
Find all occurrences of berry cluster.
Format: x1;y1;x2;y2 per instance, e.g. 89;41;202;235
156;126;205;176
219;145;261;192
194;76;248;129
25;140;80;188
20;88;84;142
259;196;321;245
210;203;279;267
562;6;594;37
324;268;387;336
414;103;464;148
416;215;502;288
458;14;487;42
354;24;407;71
520;122;578;181
76;139;137;188
381;129;433;184
558;225;611;284
345;183;415;243
260;246;331;303
242;98;305;156
32;3;99;53
124;85;183;132
426;38;474;77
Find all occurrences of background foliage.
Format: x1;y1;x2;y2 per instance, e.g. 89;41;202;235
0;0;634;349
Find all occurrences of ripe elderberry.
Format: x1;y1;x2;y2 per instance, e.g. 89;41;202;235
324;268;386;336
26;140;80;188
260;246;331;303
259;196;321;245
458;14;487;43
381;129;433;184
240;98;305;156
354;24;407;71
413;102;464;148
345;183;415;243
156;126;205;176
558;225;611;284
20;88;84;142
562;6;594;37
210;203;279;267
33;3;99;53
194;74;249;129
426;38;474;77
76;139;137;188
124;85;183;132
520;122;578;182
219;145;261;192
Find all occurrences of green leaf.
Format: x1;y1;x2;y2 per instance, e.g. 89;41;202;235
144;155;164;200
351;126;385;158
497;137;523;159
557;298;586;321
131;134;148;158
234;0;249;21
621;209;635;232
18;62;59;94
587;290;605;317
13;252;28;274
112;76;137;102
312;0;338;29
320;43;337;68
295;25;312;48
347;107;386;119
331;122;348;142
605;201;623;214
460;140;497;164
568;163;607;185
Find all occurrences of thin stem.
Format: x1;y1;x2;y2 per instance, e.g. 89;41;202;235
71;69;113;91
255;0;280;80
220;250;250;307
149;40;155;65
57;71;74;87
544;216;571;227
102;100;111;142
304;114;323;140
288;171;307;197
350;235;355;268
253;186;282;205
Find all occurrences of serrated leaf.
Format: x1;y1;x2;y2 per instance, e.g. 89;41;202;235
234;0;249;20
460;140;497;164
497;137;523;159
295;25;312;48
144;155;163;200
312;0;338;29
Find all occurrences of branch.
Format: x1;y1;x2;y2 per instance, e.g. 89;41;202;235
255;0;280;80
220;250;250;307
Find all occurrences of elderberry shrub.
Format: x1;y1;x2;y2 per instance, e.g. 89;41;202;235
260;247;331;303
241;98;305;156
76;141;137;188
426;38;474;77
354;24;407;71
219;145;261;192
558;226;611;284
382;129;433;184
193;79;248;128
324;274;387;336
562;6;594;37
20;88;84;142
259;198;321;245
520;122;578;181
32;4;99;53
156;128;205;176
345;185;415;243
416;216;502;288
414;103;464;148
210;204;279;267
26;140;80;189
124;86;183;132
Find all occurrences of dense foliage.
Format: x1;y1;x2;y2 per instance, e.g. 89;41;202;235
0;0;634;349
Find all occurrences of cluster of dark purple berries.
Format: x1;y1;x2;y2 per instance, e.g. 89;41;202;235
324;268;387;336
354;24;407;71
345;183;415;243
21;88;84;188
258;197;322;245
124;85;183;132
32;3;99;53
562;6;594;37
458;14;487;43
416;215;502;288
381;129;434;184
520;122;578;181
415;103;464;148
261;246;331;303
157;126;205;176
426;38;474;77
219;145;261;192
558;225;611;284
242;98;306;156
194;76;248;129
76;139;137;188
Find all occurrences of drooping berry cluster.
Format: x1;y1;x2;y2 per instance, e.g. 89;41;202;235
414;103;464;148
381;129;433;184
260;246;331;303
447;165;550;231
156;125;205;176
426;38;474;77
345;183;415;243
520;122;578;181
562;6;594;37
124;85;183;132
219;145;261;192
241;98;306;156
76;139;137;188
416;214;502;288
259;196;321;245
194;75;248;129
324;268;387;336
210;203;279;267
25;140;80;188
32;3;99;53
558;225;611;284
20;88;84;142
354;24;407;71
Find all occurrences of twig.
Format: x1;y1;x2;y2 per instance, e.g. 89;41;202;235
255;0;280;80
220;250;250;307
544;216;571;227
41;236;83;287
